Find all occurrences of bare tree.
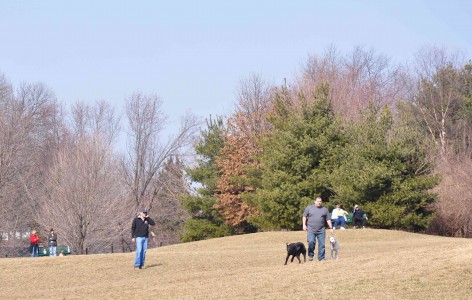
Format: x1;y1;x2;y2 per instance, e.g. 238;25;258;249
153;157;190;246
297;46;407;121
38;136;126;254
429;157;472;237
409;48;472;237
0;78;63;256
35;100;126;254
0;74;13;103
410;47;466;158
70;100;120;146
122;92;200;243
233;74;273;135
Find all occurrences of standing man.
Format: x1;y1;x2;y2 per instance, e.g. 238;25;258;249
352;204;368;229
303;197;333;261
48;229;57;256
131;207;156;269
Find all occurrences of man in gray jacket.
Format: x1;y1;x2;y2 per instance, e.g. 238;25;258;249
303;197;333;261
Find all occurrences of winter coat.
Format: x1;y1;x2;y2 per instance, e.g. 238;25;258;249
131;215;156;238
30;234;40;245
48;233;57;247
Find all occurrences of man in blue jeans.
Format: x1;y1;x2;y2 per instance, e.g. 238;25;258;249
131;207;156;269
303;197;333;261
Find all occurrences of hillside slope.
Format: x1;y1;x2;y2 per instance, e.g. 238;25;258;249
1;229;471;299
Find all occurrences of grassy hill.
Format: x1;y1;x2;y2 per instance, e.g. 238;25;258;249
1;229;471;299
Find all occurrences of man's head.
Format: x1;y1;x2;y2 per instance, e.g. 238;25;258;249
139;207;148;217
50;228;54;233
336;204;341;209
314;197;323;207
354;204;359;210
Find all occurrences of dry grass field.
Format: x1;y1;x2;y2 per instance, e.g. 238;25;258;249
1;229;471;300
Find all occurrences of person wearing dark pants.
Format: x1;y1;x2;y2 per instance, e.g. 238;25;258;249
30;230;40;257
131;207;156;269
302;197;333;261
352;204;368;228
48;229;58;256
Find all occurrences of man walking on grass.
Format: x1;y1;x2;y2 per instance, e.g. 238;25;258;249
131;207;156;269
303;197;333;261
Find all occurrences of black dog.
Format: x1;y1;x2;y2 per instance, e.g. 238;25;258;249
285;242;307;265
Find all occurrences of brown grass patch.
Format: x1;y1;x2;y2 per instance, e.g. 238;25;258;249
1;229;471;299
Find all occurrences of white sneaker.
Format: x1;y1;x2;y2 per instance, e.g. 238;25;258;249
340;227;345;230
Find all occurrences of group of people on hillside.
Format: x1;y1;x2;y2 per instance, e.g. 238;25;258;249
130;202;368;270
302;197;369;262
330;203;368;230
30;202;364;270
28;207;156;271
29;228;58;257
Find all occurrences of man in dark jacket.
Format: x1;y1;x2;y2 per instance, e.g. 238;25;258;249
131;207;156;269
352;204;368;229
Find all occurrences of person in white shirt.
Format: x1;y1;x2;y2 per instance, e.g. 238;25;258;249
331;204;348;230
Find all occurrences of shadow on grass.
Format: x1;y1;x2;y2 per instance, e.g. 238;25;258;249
145;263;162;269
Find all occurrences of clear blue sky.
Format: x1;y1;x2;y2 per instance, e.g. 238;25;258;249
1;1;471;134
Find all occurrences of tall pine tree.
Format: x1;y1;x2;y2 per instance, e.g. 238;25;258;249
180;116;231;242
246;84;343;230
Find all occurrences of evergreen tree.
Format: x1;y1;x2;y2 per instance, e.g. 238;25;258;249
247;85;343;230
328;105;439;230
180;116;231;242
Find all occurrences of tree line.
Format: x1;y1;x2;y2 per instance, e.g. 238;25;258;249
0;80;199;256
182;46;472;241
1;46;471;257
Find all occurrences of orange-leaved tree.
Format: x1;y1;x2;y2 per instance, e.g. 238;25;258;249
214;75;272;232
